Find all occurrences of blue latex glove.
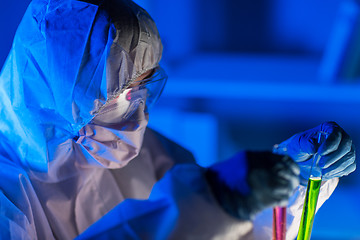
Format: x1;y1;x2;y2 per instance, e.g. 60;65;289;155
205;151;299;220
273;121;356;183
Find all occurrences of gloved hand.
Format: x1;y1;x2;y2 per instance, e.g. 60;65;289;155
273;121;356;183
205;151;299;220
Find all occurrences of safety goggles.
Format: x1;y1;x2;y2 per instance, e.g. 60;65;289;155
128;66;168;110
92;67;167;125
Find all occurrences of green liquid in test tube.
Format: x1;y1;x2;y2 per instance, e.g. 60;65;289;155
297;132;326;240
297;178;321;240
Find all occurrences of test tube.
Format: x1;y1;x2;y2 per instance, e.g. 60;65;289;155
297;132;326;240
273;206;286;240
272;144;288;240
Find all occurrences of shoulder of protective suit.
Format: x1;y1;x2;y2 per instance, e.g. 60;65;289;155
145;128;196;165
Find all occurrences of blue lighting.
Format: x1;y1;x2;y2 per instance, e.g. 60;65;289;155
1;1;360;239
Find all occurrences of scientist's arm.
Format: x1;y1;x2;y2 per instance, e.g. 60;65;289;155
76;150;299;240
76;128;300;240
76;163;255;240
75;129;254;239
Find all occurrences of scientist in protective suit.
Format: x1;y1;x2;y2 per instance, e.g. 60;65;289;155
0;0;356;239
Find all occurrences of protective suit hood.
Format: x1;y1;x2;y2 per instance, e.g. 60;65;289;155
0;0;163;172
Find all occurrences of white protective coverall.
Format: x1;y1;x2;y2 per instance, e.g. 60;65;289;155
0;0;338;239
